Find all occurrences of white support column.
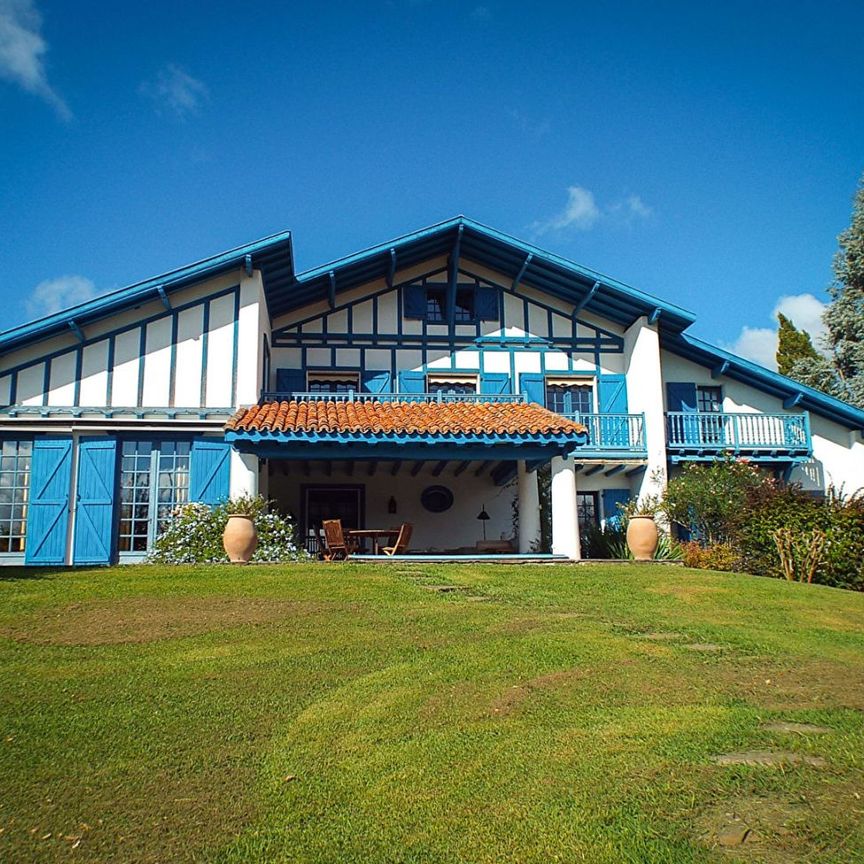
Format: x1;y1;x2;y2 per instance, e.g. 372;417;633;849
624;315;668;505
517;460;541;553
230;449;260;499
551;455;581;560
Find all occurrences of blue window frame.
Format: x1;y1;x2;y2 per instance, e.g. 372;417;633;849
545;381;594;415
118;440;190;553
0;440;32;553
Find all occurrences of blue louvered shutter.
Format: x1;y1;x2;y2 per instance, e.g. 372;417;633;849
598;375;629;447
73;438;117;565
403;285;426;319
666;382;698;412
666;382;699;445
25;437;73;565
475;286;499;321
276;369;306;396
519;373;545;405
362;370;392;394
479;373;511;394
398;371;426;394
190;439;231;506
602;489;631;529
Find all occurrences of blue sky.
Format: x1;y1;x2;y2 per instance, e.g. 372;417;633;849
1;0;863;369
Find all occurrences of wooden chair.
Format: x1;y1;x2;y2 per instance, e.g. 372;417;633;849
382;522;413;556
321;519;354;561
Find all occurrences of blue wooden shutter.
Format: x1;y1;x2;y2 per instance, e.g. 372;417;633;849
480;373;511;394
602;489;631;529
398;371;426;394
403;285;426;319
25;437;73;565
598;375;629;413
666;382;699;446
276;369;305;396
475;286;499;321
666;382;698;412
73;438;117;565
598;375;629;447
362;370;392;394
520;373;545;405
190;439;231;506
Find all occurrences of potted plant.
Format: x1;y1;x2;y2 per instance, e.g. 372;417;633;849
625;496;660;561
222;496;259;564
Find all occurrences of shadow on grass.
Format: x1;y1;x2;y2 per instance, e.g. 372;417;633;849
0;566;68;581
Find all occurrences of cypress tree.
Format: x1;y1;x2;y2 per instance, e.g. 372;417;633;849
776;312;820;376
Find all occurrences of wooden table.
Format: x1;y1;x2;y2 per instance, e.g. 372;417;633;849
347;528;400;555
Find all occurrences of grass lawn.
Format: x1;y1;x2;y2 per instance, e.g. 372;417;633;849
1;563;863;863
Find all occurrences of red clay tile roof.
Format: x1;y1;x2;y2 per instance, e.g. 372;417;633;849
225;399;586;442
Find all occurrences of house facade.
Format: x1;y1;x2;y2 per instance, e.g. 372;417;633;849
1;217;862;565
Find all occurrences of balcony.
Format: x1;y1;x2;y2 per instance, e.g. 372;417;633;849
259;391;525;404
562;412;647;458
666;411;812;462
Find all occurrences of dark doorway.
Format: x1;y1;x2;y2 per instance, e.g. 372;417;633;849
302;485;364;555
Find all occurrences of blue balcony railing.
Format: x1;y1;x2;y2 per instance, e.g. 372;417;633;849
666;411;811;458
562;412;647;454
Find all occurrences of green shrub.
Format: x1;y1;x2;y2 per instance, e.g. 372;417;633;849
660;458;766;544
680;541;740;571
737;484;864;590
148;495;307;565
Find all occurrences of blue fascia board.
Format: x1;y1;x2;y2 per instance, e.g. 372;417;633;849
0;230;294;355
664;332;864;431
288;216;697;331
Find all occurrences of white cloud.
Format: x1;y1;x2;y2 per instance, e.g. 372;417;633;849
0;0;70;119
626;195;652;218
139;63;208;119
723;292;828;371
26;275;96;317
533;186;601;235
532;186;653;236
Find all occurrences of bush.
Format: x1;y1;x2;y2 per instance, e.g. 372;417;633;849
737;484;864;591
148;495;307;565
680;541;740;572
660;458;766;544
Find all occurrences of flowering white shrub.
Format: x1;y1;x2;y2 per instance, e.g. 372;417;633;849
148;496;307;564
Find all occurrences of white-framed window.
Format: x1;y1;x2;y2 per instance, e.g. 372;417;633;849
0;439;32;554
544;377;595;415
118;440;191;554
426;374;478;395
306;371;360;393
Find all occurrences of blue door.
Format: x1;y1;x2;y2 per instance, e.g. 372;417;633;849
398;371;426;394
479;373;511;394
190;439;231;505
73;438;117;565
519;373;545;405
25;438;73;566
666;382;699;445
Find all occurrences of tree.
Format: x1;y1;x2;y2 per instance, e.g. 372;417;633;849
789;175;864;407
776;312;820;376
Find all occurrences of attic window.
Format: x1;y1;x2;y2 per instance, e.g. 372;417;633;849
404;282;498;322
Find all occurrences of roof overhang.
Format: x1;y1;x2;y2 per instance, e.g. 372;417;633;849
0;230;294;356
267;216;697;334
662;332;864;431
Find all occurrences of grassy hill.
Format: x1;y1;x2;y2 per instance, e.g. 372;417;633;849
1;562;862;863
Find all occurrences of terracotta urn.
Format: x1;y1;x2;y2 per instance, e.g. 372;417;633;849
223;514;258;564
626;515;658;561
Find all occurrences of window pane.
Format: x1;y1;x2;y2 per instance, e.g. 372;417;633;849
0;441;32;553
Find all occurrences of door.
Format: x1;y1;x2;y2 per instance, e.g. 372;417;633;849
73;438;117;565
303;486;364;554
25;438;73;566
